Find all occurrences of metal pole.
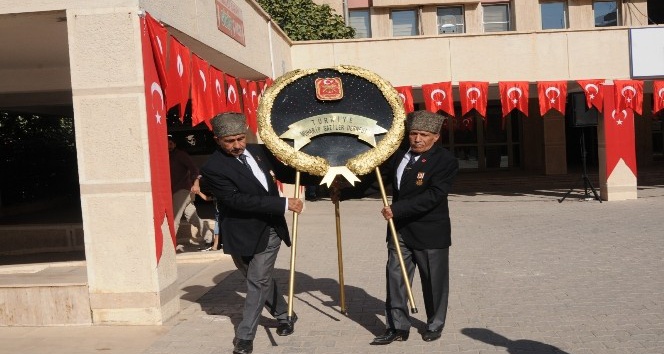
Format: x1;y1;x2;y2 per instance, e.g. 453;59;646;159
334;197;347;315
287;171;301;320
374;167;418;314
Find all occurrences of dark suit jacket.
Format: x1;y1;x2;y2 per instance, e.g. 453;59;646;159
343;144;458;250
390;145;458;250
200;144;297;257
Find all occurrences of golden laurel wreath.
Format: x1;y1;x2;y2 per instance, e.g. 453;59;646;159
257;65;405;184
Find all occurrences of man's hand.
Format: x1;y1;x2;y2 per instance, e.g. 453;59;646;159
191;179;201;195
288;198;304;213
381;205;393;220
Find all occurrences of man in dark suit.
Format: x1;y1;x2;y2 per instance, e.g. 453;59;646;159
370;110;459;345
201;113;303;354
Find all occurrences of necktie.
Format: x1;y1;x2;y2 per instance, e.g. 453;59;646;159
400;153;418;186
238;154;252;172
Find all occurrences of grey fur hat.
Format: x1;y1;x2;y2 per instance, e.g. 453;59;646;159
407;110;444;134
210;113;247;137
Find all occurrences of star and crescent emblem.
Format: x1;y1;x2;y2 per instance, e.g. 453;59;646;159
545;86;561;104
507;87;523;104
611;109;627;126
621;85;637;103
466;87;481;105
150;82;164;124
584;83;599;101
430;89;446;106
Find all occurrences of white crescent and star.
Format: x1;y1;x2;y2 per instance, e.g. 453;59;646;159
545;87;561;103
621;85;637;103
466;87;481;104
430;89;446;106
399;93;406;103
507;87;523;104
198;70;206;91
611;109;627;126
176;55;184;77
228;85;237;104
215;79;222;97
584;83;599;100
658;88;664;100
150;82;164;124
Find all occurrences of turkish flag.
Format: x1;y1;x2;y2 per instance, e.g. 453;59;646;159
265;77;273;88
190;55;214;128
614;80;643;116
394;86;414;113
577;79;604;112
239;79;259;133
653;80;664;114
422;82;454;117
537;81;567;116
145;13;168;88
165;37;191;120
209;66;227;116
225;74;242;112
140;17;176;263
499;81;529;117
603;86;637;177
459;81;488;117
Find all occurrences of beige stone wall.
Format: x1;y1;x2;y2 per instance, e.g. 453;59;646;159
67;5;179;325
292;29;631;87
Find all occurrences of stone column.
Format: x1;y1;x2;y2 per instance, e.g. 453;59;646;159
67;7;179;324
597;84;638;201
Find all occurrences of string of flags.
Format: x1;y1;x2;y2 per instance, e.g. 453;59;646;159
145;12;662;134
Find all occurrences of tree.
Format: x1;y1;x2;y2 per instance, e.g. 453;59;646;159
258;0;355;41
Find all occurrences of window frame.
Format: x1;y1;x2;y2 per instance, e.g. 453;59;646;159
540;1;568;30
437;5;465;34
349;8;372;38
593;0;621;27
390;8;419;37
482;3;511;33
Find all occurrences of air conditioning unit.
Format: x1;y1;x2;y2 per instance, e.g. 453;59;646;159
439;24;457;34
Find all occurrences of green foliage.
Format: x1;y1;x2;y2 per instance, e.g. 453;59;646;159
258;0;355;41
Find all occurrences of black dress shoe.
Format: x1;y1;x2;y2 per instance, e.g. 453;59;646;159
370;328;409;345
232;338;253;354
421;328;443;342
276;315;297;336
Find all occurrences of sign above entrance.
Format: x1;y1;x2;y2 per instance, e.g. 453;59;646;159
215;0;245;46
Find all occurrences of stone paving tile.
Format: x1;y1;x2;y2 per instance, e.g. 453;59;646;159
144;185;664;354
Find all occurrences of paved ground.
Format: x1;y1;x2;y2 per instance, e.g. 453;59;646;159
2;180;664;354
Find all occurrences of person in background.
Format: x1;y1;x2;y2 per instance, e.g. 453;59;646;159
168;134;208;251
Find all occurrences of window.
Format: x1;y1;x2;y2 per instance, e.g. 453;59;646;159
391;9;418;37
437;6;465;34
483;4;510;32
349;9;371;38
594;1;619;27
541;1;567;29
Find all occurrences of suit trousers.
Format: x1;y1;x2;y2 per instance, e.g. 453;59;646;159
385;235;449;332
232;228;289;340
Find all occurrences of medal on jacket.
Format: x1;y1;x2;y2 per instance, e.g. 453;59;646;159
416;172;425;186
269;170;276;183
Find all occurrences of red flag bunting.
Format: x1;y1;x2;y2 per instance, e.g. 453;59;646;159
165;37;191;120
603;86;637;177
421;82;454;117
577;79;604;112
225;74;242;113
653;80;664;114
239;79;258;133
209;66;227;116
190;55;214;128
145;13;168;88
499;81;529;117
614;80;643;116
537;81;567;116
459;81;488;117
140;16;176;263
394;86;414;113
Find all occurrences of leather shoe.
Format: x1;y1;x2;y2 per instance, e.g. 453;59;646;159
276;315;297;336
421;328;442;342
370;328;409;345
232;338;253;354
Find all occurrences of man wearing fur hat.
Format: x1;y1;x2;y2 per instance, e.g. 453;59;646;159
370;110;459;345
200;113;304;354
